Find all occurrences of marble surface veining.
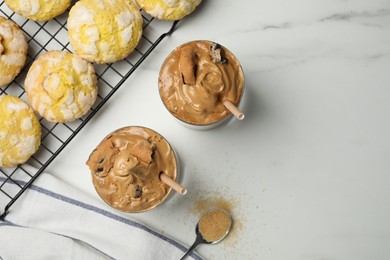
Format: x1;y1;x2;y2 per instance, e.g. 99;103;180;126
42;0;390;259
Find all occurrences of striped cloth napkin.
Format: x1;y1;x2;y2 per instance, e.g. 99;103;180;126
0;167;201;260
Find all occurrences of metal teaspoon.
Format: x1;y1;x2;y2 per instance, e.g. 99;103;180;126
178;208;232;260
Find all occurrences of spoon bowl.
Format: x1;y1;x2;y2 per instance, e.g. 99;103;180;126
179;209;232;260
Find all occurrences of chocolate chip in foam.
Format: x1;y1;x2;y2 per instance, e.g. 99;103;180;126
179;46;197;85
88;148;110;177
210;43;228;64
134;185;142;199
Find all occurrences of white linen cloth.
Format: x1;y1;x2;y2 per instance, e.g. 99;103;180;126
0;167;201;260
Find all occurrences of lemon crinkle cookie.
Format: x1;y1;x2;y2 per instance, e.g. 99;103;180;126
0;16;28;88
24;51;98;123
0;95;41;167
68;0;143;64
4;0;71;22
135;0;201;20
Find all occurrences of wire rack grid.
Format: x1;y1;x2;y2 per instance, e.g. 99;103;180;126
0;1;178;219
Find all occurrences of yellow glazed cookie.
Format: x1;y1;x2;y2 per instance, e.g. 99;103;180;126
0;16;28;87
24;50;98;123
0;95;41;167
68;0;143;64
4;0;71;22
135;0;201;20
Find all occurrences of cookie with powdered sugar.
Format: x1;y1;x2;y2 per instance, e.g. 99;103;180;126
4;0;71;21
0;16;27;87
0;95;41;167
24;50;97;123
67;0;143;64
135;0;202;20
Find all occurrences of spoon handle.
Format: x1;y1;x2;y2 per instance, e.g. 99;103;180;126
178;235;204;260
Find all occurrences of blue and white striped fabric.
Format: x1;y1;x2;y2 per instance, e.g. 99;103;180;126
0;168;202;260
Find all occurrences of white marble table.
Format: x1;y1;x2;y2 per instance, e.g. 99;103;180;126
48;0;390;259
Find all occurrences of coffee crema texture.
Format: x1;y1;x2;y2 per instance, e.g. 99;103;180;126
159;40;244;126
86;126;177;213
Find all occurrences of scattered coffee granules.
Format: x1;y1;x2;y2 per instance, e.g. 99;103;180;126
187;192;245;249
198;209;232;243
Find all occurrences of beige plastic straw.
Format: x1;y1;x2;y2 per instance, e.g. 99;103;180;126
160;173;187;195
223;100;245;120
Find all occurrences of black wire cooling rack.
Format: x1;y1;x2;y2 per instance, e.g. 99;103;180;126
0;1;179;219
